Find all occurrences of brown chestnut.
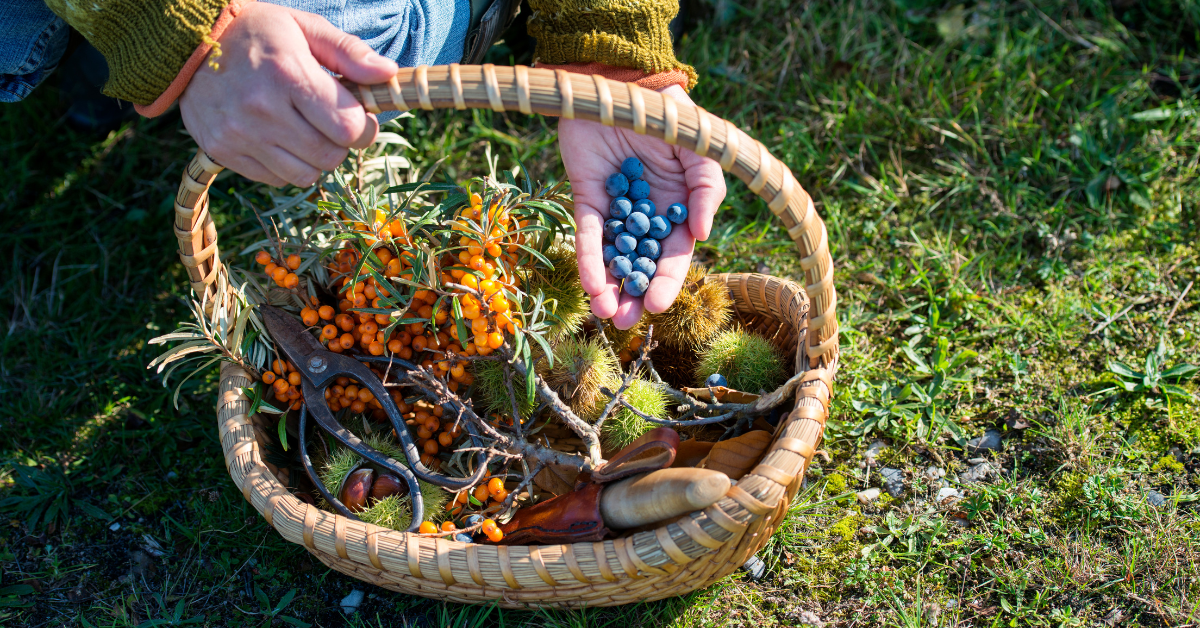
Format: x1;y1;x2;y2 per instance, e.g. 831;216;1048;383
370;472;408;501
339;468;374;512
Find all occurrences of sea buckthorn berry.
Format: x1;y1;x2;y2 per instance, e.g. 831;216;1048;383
647;215;672;239
632;256;657;278
288;372;302;386
417;425;433;439
605;172;629;197
609;196;632;220
412;335;428;352
441;520;457;532
336;314;354;331
318;305;335;320
489;294;509;314
368;342;384;355
459;274;479;291
492;488;508;503
486;242;502;258
301;307;319;326
438;432;453;447
624;271;650;297
608;256;632;279
603;219;625;242
273;359;287;374
473;485;490;502
255;250;272;265
481;519;498;534
469;255;486;271
418;521;438;534
487;478;505;495
351;400;367;413
486;332;504;350
262;371;276;384
615;233;638;255
636;238;661;260
470;192;482;206
273;378;290;394
286;253;301;270
339;333;355;350
633;198;655;217
450;363;465;379
625;212;650;237
628;178;650;200
621;157;644;180
271;266;289;284
284;273;300;289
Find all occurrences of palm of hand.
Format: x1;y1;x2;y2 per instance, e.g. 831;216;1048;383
560;89;724;330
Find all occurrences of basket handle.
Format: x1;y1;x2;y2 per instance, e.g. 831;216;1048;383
173;63;838;368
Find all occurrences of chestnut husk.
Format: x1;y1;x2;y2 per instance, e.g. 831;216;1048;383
370;472;408;501
339;468;374;512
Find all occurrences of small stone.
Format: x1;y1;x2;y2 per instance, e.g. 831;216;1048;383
1146;490;1167;508
605;173;629;197
706;373;728;388
625;212;650;237
624;271;650;297
608;256;632;279
340;589;365;614
742;555;766;581
922;466;946;481
636;238;661;260
666;202;688;225
796;610;824;627
631;256;657;278
603;219;625;242
633;198;656;216
165;471;178;481
856;488;881;503
614;233;638;254
966;429;1003;454
109;522;121;532
621;157;644;180
609;196;632;219
628;178;650;200
881;468;905;497
602;245;619;264
936;487;962;504
959;461;996;484
647;215;672;239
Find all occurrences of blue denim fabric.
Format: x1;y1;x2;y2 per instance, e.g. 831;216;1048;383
0;0;70;102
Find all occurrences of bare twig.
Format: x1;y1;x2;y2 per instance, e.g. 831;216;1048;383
498;462;544;518
594;325;658;430
1165;281;1193;329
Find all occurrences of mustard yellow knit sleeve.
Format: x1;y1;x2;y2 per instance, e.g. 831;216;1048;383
44;0;228;105
527;0;697;90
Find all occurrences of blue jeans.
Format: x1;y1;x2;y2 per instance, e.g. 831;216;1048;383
0;0;467;108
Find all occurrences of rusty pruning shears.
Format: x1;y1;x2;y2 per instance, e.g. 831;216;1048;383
261;306;489;532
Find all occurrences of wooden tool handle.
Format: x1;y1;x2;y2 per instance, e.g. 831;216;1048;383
599;468;731;530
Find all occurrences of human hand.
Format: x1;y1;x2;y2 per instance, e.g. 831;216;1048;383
559;84;726;330
179;3;398;187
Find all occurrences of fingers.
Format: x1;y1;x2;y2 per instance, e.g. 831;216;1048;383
273;105;352;171
291;11;397;84
289;12;385;150
611;292;645;330
224;154;287;187
642;223;697;314
575;206;610;297
678;146;726;242
590;281;620;321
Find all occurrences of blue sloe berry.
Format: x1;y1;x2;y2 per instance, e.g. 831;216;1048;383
455;533;474;544
614;233;638;254
608;255;633;279
632;256;657;278
632;198;655;217
624;271;650;297
647;215;672;239
603;219;626;242
602;245;620;264
609;196;632;219
625;212;650;237
465;514;483;527
628;179;650;200
621;157;644;180
705;373;728;388
666;203;688;225
605;173;629;197
636;238;661;260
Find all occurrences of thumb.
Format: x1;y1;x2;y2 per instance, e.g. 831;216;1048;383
292;12;398;84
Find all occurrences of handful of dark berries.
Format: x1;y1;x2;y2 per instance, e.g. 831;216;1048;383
602;157;688;298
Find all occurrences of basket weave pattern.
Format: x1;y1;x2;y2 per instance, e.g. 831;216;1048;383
180;64;837;607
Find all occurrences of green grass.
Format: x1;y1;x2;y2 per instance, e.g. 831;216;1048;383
2;0;1200;625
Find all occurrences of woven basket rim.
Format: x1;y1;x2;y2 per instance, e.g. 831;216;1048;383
179;64;838;607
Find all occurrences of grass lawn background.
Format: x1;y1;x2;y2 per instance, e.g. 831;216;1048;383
3;0;1199;625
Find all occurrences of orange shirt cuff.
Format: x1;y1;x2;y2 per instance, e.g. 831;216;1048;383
533;61;690;92
135;0;255;118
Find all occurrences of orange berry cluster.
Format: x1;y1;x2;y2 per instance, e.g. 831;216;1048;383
321;375;386;416
618;335;644;364
416;517;502;542
480;518;504;542
398;399;463;470
254;249;303;289
261;358;305;410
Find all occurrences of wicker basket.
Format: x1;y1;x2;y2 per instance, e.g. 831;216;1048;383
172;64;838;608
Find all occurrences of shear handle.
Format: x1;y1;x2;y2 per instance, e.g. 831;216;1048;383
301;379;428;530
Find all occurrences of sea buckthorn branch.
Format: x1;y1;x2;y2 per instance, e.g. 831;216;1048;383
503;343;605;465
594;325;659;432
